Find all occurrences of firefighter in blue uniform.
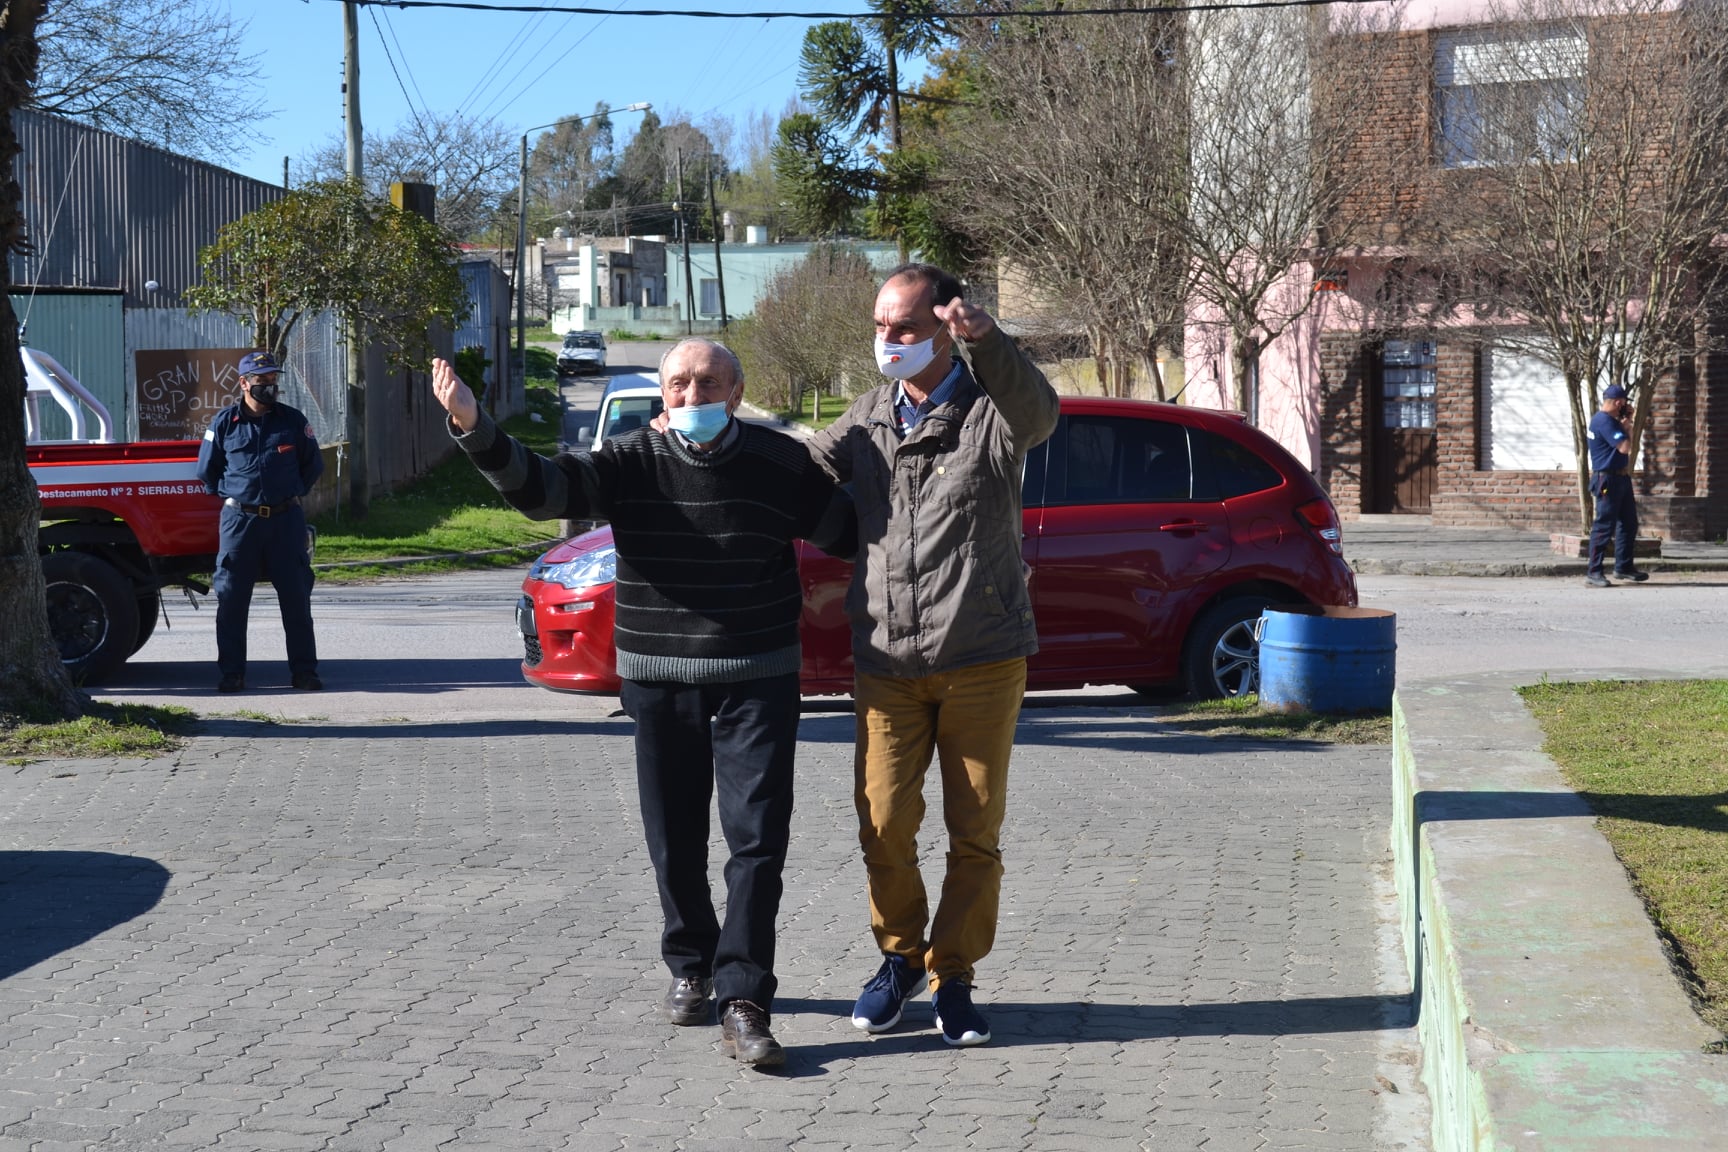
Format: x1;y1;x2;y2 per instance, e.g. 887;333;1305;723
195;351;325;691
1585;383;1648;588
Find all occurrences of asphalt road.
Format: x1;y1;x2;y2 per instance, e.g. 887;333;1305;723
87;568;1728;727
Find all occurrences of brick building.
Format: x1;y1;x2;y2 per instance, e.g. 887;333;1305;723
1186;4;1728;541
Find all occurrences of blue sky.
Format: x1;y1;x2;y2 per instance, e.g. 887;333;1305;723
234;0;844;185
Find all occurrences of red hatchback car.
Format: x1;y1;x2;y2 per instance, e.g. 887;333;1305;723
514;397;1358;698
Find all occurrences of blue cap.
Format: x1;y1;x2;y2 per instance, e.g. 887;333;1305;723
1603;384;1627;400
238;351;282;376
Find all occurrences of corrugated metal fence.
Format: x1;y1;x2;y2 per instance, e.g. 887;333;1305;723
9;108;284;307
12;109;504;499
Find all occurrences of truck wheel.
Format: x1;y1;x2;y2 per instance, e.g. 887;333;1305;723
132;590;161;654
1182;595;1275;700
42;551;140;684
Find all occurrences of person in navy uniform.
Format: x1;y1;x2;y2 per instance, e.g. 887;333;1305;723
1585;383;1648;588
195;351;325;691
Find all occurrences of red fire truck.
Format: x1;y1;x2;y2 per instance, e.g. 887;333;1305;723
26;348;224;682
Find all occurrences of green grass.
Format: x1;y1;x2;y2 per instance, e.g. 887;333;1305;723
1148;694;1393;744
775;407;844;432
1;701;197;762
309;373;565;578
1519;679;1728;1036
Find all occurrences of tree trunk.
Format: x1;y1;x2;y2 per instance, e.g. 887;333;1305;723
0;0;82;721
1229;330;1258;418
1567;373;1594;535
883;20;908;264
1142;349;1168;402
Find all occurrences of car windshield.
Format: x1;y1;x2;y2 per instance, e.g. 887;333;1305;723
565;333;604;349
600;396;663;439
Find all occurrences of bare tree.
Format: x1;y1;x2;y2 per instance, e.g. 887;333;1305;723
1404;0;1728;529
731;244;881;411
34;0;265;162
946;3;1189;399
300;111;519;243
1180;4;1414;416
1;0;83;721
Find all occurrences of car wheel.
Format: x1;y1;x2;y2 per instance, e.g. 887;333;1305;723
42;550;140;684
1183;595;1275;700
131;589;161;654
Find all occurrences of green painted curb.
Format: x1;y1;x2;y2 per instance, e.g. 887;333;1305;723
1392;675;1728;1150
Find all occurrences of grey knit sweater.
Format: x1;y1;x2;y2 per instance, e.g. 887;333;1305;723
452;411;854;684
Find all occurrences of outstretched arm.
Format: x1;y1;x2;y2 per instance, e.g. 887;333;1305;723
431;357;608;522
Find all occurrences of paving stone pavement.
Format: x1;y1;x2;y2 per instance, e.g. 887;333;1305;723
0;701;1427;1151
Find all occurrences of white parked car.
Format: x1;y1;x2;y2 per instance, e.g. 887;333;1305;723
574;373;661;450
556;330;607;376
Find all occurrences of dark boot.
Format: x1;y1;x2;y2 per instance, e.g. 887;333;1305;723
720;1000;785;1067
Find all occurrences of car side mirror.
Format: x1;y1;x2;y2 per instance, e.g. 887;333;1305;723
575;427;592;446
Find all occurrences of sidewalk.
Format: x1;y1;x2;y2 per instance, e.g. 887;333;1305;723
0;699;1426;1150
1341;515;1728;576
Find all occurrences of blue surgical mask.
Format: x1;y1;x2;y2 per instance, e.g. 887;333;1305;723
668;400;732;444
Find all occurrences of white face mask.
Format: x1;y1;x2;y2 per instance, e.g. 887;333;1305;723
875;333;942;380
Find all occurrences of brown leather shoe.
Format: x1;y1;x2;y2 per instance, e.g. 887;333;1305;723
720;1000;785;1067
663;977;713;1026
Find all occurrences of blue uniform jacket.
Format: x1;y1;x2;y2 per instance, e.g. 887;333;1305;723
1587;410;1629;472
196;401;324;505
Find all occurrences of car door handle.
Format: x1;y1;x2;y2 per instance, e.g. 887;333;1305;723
1158;521;1210;532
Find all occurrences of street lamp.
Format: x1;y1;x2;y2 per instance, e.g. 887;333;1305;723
516;102;651;392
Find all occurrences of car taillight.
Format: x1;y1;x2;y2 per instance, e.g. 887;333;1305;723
1295;498;1343;555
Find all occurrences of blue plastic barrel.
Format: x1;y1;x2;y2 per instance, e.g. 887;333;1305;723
1257;605;1396;715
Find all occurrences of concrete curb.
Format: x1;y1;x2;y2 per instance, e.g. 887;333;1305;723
1354;558;1728;577
1392;673;1728;1150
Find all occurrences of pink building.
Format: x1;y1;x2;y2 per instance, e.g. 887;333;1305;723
1182;0;1728;539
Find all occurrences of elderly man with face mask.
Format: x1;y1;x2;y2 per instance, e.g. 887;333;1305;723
195;350;325;694
431;339;854;1068
807;263;1060;1048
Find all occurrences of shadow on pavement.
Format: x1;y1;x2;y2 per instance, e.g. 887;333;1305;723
191;717;625;741
770;993;1414;1074
0;851;171;981
96;657;534;697
1009;719;1340;755
1419;787;1728;835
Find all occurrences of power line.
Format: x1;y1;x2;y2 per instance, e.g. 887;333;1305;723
456;7;550;118
481;9;620;125
368;7;435;149
379;7;437;123
321;0;1384;19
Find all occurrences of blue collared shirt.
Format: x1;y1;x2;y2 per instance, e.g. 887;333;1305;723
894;360;964;435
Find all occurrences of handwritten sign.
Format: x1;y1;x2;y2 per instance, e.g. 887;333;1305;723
134;349;248;440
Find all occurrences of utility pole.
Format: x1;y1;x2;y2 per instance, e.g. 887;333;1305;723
676;149;694;335
342;1;370;517
706;158;728;332
515;132;528;397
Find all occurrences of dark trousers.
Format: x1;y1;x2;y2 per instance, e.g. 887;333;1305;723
213;502;318;680
619;672;799;1014
1587;472;1639;576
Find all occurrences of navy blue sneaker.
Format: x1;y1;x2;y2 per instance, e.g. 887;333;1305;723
851;954;924;1033
932;980;991;1047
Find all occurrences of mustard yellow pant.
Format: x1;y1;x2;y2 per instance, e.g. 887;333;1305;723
853;657;1027;991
